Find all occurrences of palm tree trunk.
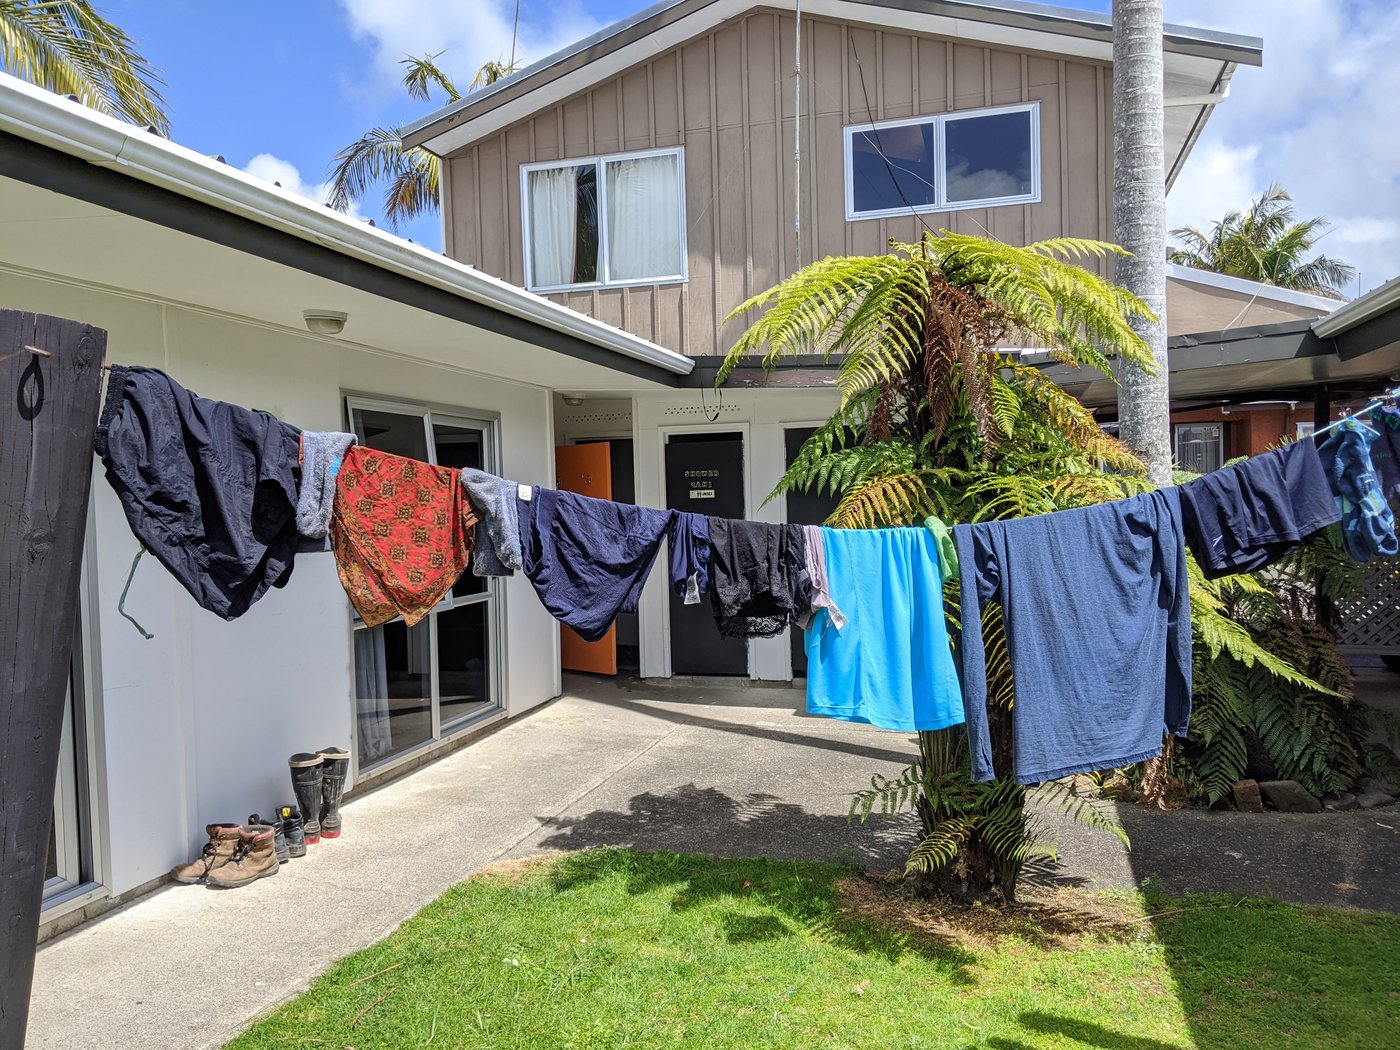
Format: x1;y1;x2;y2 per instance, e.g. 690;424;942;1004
1112;0;1172;486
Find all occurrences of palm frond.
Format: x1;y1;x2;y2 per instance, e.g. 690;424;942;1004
0;0;169;132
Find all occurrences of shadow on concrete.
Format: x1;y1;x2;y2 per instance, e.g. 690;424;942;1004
539;845;982;983
533;782;919;871
575;687;926;767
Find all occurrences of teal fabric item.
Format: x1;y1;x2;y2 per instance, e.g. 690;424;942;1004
1317;418;1398;561
804;527;964;732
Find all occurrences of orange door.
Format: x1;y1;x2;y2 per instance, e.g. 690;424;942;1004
554;443;617;675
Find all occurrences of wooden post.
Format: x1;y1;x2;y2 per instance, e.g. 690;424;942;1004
0;310;105;1050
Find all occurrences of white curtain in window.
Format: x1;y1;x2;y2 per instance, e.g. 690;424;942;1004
606;154;681;282
527;166;579;287
354;628;391;761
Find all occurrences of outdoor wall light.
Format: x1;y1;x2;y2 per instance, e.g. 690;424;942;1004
303;310;348;336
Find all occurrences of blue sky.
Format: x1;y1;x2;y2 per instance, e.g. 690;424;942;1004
106;0;1398;292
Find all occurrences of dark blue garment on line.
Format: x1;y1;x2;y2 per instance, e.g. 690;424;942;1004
1178;440;1339;579
1317;420;1398;561
518;487;676;642
669;511;711;603
94;365;302;620
953;488;1193;785
1371;404;1400;500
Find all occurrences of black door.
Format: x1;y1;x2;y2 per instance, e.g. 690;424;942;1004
785;427;841;676
665;433;747;675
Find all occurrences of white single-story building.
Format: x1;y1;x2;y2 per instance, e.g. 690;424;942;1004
1;75;840;937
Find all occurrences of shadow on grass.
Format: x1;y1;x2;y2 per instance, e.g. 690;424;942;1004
539;846;983;985
1015;1011;1183;1048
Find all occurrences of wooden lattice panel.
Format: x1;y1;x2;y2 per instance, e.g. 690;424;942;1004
1336;559;1400;654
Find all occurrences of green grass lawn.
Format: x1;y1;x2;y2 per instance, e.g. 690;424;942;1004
228;849;1399;1050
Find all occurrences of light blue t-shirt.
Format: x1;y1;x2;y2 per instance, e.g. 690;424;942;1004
804;527;965;732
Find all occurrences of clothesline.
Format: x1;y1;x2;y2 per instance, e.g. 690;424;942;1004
1313;384;1400;439
91;363;1399;787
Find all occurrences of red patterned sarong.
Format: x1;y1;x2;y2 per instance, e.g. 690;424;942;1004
329;445;476;627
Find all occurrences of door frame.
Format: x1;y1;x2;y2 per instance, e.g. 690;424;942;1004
656;421;753;680
42;520;112;921
775;419;834;683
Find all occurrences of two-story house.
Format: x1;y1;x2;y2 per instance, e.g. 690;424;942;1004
402;0;1262;682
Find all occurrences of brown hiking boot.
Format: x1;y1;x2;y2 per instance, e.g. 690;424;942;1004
170;824;243;884
207;825;280;889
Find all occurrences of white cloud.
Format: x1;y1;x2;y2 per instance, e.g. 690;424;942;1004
1166;141;1259;235
242;153;365;219
1164;0;1400;294
337;0;600;102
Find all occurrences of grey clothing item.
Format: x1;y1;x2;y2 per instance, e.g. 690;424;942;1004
462;467;523;576
796;525;844;630
296;430;356;539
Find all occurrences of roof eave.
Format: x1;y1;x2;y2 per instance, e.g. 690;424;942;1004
0;73;693;381
403;0;1261;154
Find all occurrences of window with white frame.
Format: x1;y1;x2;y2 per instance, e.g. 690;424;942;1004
521;147;686;292
1174;422;1226;474
844;103;1039;221
346;397;502;775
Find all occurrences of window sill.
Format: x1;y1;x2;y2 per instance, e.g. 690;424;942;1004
529;276;689;295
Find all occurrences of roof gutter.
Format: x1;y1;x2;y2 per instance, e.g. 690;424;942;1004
1312;274;1400;339
0;74;693;378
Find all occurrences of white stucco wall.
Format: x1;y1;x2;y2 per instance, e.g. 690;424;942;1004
559;386;841;682
2;270;562;899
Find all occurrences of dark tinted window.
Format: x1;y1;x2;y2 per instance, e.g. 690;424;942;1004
943;109;1034;204
850;122;937;214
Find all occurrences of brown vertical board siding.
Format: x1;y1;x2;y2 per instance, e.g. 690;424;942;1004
990;49;1027;246
881;33;914;118
846;27;884;258
1028;57;1064;244
1063;61;1102;241
917;37;949;110
622;67;653;150
591;80;621;153
652;53;681;146
438;14;1117;358
952;44;985;107
449;155;481;265
747;13;780;302
475;137;509;278
504;124;533;285
811;18;843;261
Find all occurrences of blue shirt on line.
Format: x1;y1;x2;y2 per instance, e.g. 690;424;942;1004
952;488;1193;785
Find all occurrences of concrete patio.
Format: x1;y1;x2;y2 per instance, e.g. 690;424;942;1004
26;670;1400;1049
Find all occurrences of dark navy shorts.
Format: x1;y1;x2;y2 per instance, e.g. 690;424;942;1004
94;365;302;619
1179;440;1340;579
518;487;675;642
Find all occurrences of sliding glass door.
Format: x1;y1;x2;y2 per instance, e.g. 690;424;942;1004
346;398;502;776
45;630;95;910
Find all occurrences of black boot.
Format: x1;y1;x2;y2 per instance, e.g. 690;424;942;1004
289;753;324;843
317;746;350;839
249;813;289;864
279;804;307;858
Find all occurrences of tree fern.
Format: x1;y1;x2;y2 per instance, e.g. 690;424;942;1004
722;228;1364;899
